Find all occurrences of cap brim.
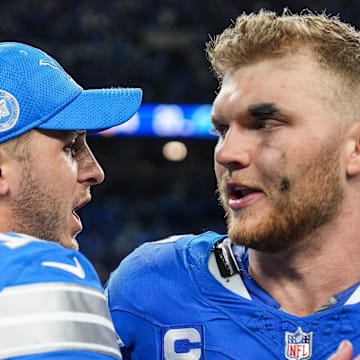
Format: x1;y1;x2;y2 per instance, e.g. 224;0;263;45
39;87;143;131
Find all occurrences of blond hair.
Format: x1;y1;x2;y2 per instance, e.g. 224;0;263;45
206;9;360;87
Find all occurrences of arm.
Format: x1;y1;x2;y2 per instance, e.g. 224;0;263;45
0;233;121;359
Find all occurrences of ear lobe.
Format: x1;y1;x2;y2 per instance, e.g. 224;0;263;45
0;151;10;196
346;122;360;177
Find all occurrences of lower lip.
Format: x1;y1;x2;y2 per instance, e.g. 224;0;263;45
72;212;83;232
228;192;263;210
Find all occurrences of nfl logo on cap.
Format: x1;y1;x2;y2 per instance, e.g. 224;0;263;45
285;327;313;360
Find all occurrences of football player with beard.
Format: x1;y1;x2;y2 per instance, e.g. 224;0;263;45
106;9;360;360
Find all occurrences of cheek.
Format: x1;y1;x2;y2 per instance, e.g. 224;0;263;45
255;143;287;176
279;177;291;193
261;139;286;161
62;154;79;175
254;145;296;194
256;141;294;174
50;161;78;191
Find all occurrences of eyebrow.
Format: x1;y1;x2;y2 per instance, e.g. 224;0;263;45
72;130;86;137
211;102;284;126
58;130;85;143
248;103;281;119
67;130;86;141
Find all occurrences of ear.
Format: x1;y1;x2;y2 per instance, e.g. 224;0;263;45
346;121;360;177
0;149;10;196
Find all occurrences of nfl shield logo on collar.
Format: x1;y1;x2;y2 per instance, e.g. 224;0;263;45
285;327;313;360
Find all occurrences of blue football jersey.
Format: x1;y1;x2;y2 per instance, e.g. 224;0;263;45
106;231;360;360
0;232;122;359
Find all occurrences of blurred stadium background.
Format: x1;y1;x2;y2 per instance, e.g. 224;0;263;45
2;0;358;282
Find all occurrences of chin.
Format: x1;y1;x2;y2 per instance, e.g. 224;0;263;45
59;236;79;250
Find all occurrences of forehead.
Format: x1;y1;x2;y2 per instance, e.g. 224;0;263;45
212;52;335;118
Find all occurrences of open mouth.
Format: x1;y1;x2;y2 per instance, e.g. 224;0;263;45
72;196;91;218
227;183;259;199
72;208;80;219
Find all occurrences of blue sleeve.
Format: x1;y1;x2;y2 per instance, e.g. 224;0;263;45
0;232;122;359
110;310;161;360
105;236;195;359
0;232;101;289
106;243;161;359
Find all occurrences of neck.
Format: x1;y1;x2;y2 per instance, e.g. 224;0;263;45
247;222;360;316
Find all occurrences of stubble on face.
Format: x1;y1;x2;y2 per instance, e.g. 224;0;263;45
218;140;344;252
9;157;75;247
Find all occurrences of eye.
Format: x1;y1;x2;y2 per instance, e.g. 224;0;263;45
64;138;80;158
210;124;228;138
254;118;282;130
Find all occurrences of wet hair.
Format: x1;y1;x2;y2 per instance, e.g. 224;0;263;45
206;8;360;90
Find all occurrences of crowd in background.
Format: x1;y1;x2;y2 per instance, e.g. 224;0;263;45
1;0;358;105
1;0;359;281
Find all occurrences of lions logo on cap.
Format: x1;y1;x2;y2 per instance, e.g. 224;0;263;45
0;90;20;132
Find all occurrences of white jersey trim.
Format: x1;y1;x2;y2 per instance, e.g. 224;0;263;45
0;282;121;359
345;285;360;305
208;251;251;300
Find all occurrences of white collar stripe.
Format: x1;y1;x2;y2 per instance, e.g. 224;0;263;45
344;285;360;305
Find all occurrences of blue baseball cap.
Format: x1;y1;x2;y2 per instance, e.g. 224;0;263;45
0;42;143;143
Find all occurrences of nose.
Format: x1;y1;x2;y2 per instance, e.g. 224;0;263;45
214;125;252;173
77;145;105;185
